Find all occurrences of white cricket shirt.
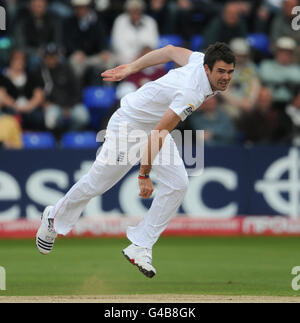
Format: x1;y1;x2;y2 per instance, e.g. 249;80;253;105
120;52;217;125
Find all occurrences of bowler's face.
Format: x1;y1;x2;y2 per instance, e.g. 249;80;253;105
205;60;235;91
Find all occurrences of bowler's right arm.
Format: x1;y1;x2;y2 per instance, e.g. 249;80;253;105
101;45;193;82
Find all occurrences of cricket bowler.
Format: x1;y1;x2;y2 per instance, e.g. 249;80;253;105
36;42;235;278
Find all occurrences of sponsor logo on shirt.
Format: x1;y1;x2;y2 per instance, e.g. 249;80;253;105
183;104;195;117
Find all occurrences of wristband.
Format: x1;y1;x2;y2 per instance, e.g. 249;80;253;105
138;174;150;179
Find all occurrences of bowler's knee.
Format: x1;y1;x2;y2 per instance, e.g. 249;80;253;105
174;174;189;195
181;175;189;193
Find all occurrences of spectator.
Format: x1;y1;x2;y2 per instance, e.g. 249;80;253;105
176;0;194;37
0;49;45;131
175;0;222;47
284;89;300;145
203;1;248;49
13;0;62;68
48;0;73;19
173;0;222;45
146;0;177;34
94;0;125;35
125;46;166;88
262;0;285;12
111;0;159;64
173;0;197;44
0;111;23;149
247;0;273;34
237;86;291;144
64;0;115;85
259;37;300;109
188;95;236;146
40;43;90;135
270;0;300;49
115;46;167;106
5;0;27;27
222;38;261;119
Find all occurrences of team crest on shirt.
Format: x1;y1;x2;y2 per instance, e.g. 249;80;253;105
183;104;195;117
117;151;126;162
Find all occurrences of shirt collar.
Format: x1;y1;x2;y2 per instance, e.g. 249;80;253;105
130;15;144;28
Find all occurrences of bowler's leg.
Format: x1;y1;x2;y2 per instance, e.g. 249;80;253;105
36;141;134;253
127;135;189;249
49;158;132;235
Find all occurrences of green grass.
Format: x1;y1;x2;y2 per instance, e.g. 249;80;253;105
0;236;300;297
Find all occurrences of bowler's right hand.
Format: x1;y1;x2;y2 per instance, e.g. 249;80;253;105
101;64;132;82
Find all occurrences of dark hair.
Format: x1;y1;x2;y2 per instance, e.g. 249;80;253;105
8;48;27;65
204;42;236;71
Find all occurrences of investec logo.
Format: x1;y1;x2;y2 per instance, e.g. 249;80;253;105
255;148;300;218
0;6;6;30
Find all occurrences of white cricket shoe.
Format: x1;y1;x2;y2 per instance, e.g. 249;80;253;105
36;206;57;255
122;244;156;278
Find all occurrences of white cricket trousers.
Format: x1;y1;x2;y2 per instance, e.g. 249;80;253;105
49;110;189;249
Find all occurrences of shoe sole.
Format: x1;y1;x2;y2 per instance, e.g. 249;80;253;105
122;251;155;278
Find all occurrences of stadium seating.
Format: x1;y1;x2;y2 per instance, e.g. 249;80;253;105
61;131;99;149
83;86;117;129
158;34;184;48
190;35;204;51
157;35;184;71
246;33;271;55
83;86;117;109
22;132;56;149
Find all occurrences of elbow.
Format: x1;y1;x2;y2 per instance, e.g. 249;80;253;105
165;44;174;50
164;44;175;60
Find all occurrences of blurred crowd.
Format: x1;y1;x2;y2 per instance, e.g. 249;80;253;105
0;0;300;149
